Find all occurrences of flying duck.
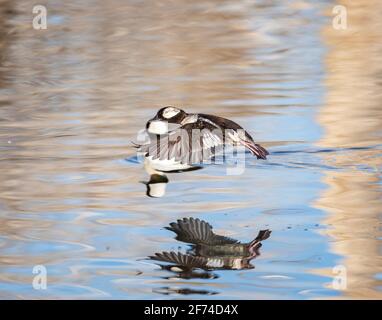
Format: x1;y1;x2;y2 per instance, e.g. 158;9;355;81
149;217;271;272
138;106;269;172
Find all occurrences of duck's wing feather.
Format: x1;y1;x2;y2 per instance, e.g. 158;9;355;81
149;251;208;268
199;114;269;159
139;119;225;165
166;217;240;245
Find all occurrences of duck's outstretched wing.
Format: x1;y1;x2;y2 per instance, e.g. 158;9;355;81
138;120;225;165
149;251;208;269
166;217;240;246
199;114;269;159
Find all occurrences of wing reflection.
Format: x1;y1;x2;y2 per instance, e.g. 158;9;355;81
149;217;271;280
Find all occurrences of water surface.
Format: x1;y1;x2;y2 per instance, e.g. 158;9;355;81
0;0;381;299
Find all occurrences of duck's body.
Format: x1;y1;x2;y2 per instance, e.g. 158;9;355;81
150;217;271;271
138;106;269;172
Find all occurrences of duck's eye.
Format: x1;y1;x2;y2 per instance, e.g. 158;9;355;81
162;107;180;119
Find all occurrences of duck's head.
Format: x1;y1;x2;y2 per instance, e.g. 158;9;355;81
144;174;169;198
146;106;187;134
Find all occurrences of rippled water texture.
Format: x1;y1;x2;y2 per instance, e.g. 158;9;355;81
0;0;381;299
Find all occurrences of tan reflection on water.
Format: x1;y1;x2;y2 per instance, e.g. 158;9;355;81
315;0;382;299
0;0;380;299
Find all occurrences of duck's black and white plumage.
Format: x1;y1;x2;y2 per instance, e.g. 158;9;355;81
137;106;269;172
149;217;271;271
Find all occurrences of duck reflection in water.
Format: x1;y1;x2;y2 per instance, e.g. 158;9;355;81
149;217;271;279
